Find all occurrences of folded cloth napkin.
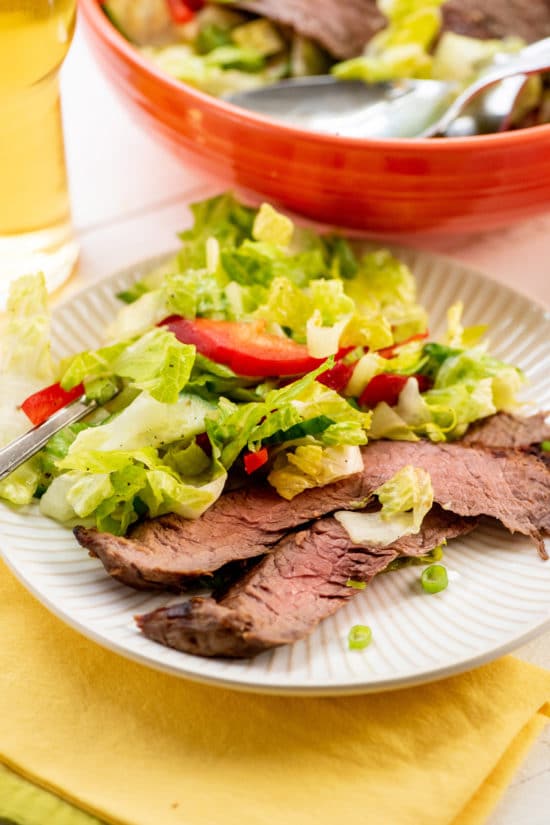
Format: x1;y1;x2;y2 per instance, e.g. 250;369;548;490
1;559;549;825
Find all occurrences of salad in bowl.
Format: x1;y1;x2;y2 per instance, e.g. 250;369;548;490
101;0;550;129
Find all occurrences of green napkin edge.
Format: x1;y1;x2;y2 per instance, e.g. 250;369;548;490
0;763;105;825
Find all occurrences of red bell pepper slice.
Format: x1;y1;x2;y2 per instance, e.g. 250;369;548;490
244;447;269;474
359;373;432;409
378;331;429;360
20;382;85;427
166;0;204;24
160;316;326;377
316;360;355;392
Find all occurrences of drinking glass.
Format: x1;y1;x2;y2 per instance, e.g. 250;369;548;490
0;0;78;306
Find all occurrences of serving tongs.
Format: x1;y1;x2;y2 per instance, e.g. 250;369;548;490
0;394;100;483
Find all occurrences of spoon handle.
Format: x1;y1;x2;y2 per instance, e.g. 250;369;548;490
424;40;550;137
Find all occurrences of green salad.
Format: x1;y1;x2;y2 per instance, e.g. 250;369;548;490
101;0;548;128
0;193;524;535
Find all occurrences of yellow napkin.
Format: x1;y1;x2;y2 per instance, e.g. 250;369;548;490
1;558;549;825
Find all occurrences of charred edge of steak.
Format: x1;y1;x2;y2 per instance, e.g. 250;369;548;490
136;508;476;659
74;525;264;593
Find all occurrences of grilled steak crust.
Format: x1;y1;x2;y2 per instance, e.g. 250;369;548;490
232;0;550;60
461;412;550;449
136;508;475;658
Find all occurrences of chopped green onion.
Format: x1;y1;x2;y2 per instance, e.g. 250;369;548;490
541;440;550;452
421;564;448;594
345;579;366;590
348;624;372;650
384;543;444;573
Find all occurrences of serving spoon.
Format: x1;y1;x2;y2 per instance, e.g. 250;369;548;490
226;37;550;139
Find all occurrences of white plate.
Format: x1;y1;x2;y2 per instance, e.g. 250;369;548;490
1;249;549;695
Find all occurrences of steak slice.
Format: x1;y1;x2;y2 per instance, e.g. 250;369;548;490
74;475;367;591
136;507;475;658
442;0;550;44
75;437;550;591
232;0;550;61
233;0;385;59
358;441;550;559
461;412;550;450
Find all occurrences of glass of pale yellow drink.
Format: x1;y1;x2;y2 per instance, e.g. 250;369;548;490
0;0;78;306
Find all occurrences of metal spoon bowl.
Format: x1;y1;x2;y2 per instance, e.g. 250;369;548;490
226;37;550;139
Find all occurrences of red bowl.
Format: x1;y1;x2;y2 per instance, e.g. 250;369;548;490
80;0;550;236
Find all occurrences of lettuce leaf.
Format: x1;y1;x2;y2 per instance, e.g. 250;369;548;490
206;363;371;468
41;439;227;534
334;464;433;546
61;329;196;404
332;0;444;83
268;444;363;500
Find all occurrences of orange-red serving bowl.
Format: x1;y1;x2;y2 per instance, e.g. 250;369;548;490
80;0;550;236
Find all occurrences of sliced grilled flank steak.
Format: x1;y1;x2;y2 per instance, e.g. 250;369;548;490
234;0;385;59
357;441;550;559
441;0;550;44
460;412;550;450
73;476;368;591
233;0;550;61
75;436;550;590
136;507;475;658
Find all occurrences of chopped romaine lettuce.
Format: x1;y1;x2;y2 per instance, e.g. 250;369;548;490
252;203;294;247
334;464;433;546
61;328;195;405
268;444;363;500
376;464;433;531
333;0;444;83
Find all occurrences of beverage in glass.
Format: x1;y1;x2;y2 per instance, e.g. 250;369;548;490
0;0;78;305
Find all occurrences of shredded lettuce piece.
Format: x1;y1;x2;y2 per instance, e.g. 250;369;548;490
206;364;371;469
0;273;54;382
335;464;433;546
252;203;294;247
345;250;427;342
376;464;433;531
333;0;444;83
41;436;227;534
142;44;268;96
231;18;284;57
67;392;213;454
268;444;363;501
444;302;487;349
432;32;524;83
0;275;57;503
61;329;195;405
